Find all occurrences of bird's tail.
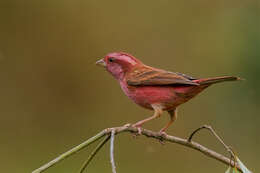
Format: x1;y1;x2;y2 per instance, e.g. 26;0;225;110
196;76;241;85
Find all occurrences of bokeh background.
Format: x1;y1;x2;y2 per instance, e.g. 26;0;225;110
0;1;259;173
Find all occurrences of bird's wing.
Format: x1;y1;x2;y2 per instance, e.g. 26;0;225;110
126;67;199;86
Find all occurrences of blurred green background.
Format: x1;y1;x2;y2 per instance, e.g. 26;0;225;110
0;0;259;173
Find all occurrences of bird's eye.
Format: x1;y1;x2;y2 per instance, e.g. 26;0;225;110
108;57;115;62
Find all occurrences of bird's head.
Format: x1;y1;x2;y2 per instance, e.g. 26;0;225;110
96;52;142;80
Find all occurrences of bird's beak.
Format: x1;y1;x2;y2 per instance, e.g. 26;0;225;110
95;59;106;67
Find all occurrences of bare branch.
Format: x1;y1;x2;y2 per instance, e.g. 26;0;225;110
32;124;242;173
110;129;117;173
188;125;236;157
79;135;110;173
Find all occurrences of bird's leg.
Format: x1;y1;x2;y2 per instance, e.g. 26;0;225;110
132;104;163;135
159;108;177;135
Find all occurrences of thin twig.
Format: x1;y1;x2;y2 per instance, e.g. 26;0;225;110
110;129;117;173
188;126;205;142
32;124;242;173
188;125;235;158
32;130;107;173
79;135;111;173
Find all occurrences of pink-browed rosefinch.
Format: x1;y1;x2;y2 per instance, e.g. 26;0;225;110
96;52;240;134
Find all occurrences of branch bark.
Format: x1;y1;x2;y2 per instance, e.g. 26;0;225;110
32;124;242;173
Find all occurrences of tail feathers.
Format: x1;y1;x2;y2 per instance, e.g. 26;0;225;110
196;76;241;85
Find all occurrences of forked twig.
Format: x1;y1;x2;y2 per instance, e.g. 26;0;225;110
79;135;110;173
32;131;106;173
188;125;236;166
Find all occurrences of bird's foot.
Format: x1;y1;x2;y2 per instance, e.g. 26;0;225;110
158;130;167;145
159;130;167;136
131;124;142;138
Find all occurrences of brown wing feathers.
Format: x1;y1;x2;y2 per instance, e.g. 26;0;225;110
126;67;198;86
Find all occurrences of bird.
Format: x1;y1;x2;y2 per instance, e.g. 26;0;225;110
96;52;240;134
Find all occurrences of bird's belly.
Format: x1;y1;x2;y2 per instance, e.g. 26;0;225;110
120;83;178;110
120;81;208;110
